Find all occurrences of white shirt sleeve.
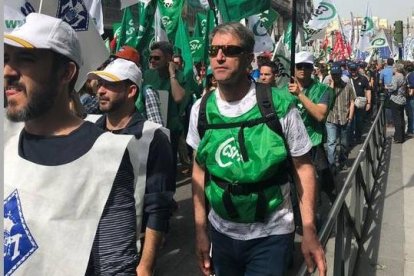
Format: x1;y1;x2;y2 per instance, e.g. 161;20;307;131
280;106;313;157
186;98;202;150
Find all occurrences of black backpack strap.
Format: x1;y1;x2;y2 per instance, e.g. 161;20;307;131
197;90;214;140
256;83;284;138
256;83;295;181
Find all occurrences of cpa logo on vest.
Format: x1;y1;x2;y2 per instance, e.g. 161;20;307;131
215;137;241;168
4;190;38;276
57;0;89;31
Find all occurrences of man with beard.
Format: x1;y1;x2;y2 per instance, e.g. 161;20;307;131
87;58;175;276
4;13;143;275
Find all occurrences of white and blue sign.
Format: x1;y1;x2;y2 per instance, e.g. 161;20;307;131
56;0;89;31
4;190;38;276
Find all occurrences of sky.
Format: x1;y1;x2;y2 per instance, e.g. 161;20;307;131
333;0;414;24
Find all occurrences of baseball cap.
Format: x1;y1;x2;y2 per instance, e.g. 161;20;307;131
348;62;358;70
112;46;140;66
295;51;314;64
87;58;142;87
330;63;342;75
4;13;82;67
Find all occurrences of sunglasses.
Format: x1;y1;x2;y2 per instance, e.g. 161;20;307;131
208;45;246;57
149;55;161;61
295;63;313;70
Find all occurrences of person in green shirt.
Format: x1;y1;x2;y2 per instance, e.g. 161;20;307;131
137;41;187;179
288;51;337;203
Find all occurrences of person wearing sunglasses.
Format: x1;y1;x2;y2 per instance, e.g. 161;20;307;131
186;23;326;276
136;41;187;186
288;51;337;215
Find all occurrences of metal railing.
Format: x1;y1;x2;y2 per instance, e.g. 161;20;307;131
297;101;388;276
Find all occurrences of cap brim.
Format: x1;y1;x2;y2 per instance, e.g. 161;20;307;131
87;71;122;82
4;34;35;48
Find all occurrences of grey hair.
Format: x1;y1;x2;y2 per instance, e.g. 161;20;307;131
209;22;255;53
394;63;404;73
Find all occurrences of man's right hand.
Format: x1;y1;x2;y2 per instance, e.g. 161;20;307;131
195;228;213;276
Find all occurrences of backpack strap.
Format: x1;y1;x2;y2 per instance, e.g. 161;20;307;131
255;83;295;183
197;90;214;140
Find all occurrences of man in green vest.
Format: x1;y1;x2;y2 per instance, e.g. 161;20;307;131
186;22;326;276
288;51;336;203
136;41;187;179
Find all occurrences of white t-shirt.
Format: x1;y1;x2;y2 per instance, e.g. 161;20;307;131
186;83;313;240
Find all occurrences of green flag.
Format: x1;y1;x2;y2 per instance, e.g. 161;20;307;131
116;6;139;51
259;9;279;31
157;0;184;41
193;12;207;37
136;1;157;70
214;0;270;22
174;17;193;79
283;22;293;51
189;37;205;62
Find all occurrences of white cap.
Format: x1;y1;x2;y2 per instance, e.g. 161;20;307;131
4;13;82;67
295;51;314;64
87;59;143;87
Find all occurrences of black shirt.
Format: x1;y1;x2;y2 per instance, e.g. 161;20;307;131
351;74;370;97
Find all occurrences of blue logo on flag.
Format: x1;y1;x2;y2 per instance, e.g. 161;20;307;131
4;190;38;276
57;0;89;31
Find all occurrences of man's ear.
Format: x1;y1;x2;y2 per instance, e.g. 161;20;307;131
61;61;78;85
127;84;138;100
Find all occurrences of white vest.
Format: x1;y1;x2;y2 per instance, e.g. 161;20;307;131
4;124;144;276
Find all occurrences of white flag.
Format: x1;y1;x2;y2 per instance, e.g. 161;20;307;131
307;0;338;30
24;0;110;91
120;0;139;9
358;4;375;52
154;5;168;42
83;0;104;35
4;0;33;33
369;29;389;49
248;14;274;53
404;36;414;61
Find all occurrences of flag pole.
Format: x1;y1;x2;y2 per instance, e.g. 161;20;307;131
290;0;297;83
207;0;219;26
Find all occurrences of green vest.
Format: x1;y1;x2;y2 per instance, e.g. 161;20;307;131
291;80;334;146
196;88;295;223
136;69;186;132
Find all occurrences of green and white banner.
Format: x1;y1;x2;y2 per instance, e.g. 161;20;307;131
247;14;274;53
258;8;279;31
358;3;375;52
369;29;389;49
307;0;337;30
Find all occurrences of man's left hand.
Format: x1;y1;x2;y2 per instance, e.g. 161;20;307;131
301;227;327;276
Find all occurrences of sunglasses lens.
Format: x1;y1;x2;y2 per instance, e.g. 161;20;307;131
149;56;160;61
296;63;313;70
208;45;245;57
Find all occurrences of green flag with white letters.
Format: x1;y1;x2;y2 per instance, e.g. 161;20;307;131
189;36;204;62
116;6;139;51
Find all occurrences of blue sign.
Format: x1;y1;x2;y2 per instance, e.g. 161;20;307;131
56;0;89;32
4;190;38;276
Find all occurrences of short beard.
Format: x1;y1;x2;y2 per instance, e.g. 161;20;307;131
6;85;58;122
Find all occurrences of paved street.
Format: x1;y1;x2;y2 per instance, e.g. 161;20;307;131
154;128;414;276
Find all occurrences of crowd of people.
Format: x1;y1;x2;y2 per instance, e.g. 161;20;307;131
4;12;414;276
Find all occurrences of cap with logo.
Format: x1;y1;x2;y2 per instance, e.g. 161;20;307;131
4;13;83;67
87;58;142;87
112;46;140;66
295;51;314;64
330;63;342;75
